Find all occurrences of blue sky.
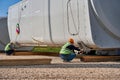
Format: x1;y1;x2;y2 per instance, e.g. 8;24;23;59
0;0;21;17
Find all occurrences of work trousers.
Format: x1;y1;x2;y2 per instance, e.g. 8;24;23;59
60;53;76;62
5;50;14;55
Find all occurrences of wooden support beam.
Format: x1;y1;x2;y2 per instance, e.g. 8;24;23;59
14;52;36;55
80;56;120;62
0;58;52;66
14;52;59;56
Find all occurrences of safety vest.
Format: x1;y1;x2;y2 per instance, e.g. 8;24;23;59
60;42;73;54
4;43;11;51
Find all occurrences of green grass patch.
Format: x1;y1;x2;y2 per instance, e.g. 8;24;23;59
32;46;61;53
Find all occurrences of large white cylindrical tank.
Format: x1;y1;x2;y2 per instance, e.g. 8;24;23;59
8;0;120;49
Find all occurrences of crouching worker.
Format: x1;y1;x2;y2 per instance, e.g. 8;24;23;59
4;42;15;55
59;38;81;62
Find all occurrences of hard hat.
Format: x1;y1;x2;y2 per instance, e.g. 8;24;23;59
68;38;74;44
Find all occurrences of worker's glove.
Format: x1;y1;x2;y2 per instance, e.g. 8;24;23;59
78;49;84;54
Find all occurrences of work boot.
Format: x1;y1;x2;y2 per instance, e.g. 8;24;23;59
63;60;70;62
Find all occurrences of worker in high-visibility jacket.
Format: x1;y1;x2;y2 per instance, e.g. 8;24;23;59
59;38;82;62
4;42;15;55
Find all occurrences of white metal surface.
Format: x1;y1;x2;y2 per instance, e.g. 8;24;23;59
8;0;120;49
89;0;120;48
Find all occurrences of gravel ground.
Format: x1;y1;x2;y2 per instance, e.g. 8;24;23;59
0;54;120;80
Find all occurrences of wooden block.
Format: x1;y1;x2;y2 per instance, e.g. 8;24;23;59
80;56;120;62
0;58;52;66
14;52;35;55
14;52;59;56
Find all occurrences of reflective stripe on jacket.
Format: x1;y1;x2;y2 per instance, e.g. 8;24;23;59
4;43;11;51
60;42;73;54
